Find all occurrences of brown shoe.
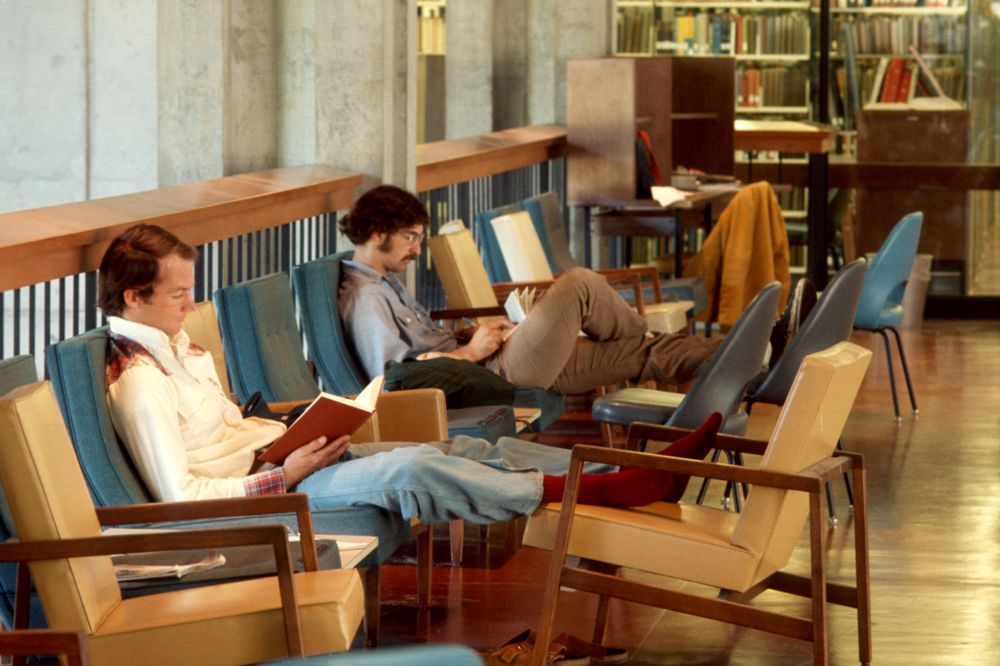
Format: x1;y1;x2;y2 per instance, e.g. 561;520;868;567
481;629;590;665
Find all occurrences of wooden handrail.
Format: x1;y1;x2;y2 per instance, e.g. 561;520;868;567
416;125;567;192
0;165;362;293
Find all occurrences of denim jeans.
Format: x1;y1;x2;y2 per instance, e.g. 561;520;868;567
296;436;615;525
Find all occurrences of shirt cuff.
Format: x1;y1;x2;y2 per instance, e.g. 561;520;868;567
243;467;287;496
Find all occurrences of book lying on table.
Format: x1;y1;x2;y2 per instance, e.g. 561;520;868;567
257;375;385;464
113;550;227;582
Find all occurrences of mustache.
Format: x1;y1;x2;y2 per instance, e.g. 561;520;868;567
404;253;419;261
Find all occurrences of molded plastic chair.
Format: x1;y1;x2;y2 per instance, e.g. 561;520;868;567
740;260;867;520
524;343;874;666
43;328;411;645
0;381;364;665
853;211;923;420
592;283;780;510
296;253;565;433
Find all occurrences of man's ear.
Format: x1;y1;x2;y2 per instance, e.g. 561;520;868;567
122;288;143;310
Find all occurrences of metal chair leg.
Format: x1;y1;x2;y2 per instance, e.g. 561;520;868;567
837;438;855;508
825;480;837;523
876;329;902;420
887;326;918;415
695;449;723;504
722;450;742;512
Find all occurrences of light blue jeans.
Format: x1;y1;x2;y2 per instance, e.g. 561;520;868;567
296;435;616;525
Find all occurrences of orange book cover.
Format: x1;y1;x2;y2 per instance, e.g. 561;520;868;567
257;375;384;465
879;58;904;103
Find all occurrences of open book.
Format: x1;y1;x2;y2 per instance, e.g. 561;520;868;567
258;375;385;464
113;550;227;582
503;287;540;325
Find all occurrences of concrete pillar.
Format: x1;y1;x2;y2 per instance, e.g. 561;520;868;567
89;0;158;199
445;0;493;138
527;0;611;126
0;0;88;211
312;0;415;190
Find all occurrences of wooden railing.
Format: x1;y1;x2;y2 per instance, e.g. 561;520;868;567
0;127;570;365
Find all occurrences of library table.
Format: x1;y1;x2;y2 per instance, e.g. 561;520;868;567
735;120;838;287
589;187;740;277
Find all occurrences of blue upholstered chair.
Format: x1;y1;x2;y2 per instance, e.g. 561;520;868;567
853;211;924;420
482;191;708;315
265;644;484;665
0;355;48;632
292;253;564;434
213;271;484;566
592;283;781;510
43;329;413;645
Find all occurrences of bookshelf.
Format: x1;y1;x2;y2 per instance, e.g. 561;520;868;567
824;1;969;145
565;55;735;207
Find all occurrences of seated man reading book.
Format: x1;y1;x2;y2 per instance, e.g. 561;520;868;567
101;224;724;524
338;185;723;396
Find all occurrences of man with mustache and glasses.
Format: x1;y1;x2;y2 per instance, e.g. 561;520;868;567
340;185;721;396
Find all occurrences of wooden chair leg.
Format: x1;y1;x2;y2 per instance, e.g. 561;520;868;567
416;525;433;608
809;489;830;665
449;519;464;565
362;566;381;648
853;464;873;665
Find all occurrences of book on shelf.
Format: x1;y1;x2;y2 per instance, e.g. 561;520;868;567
257;375;384;464
879;58;905;103
867;57;891;106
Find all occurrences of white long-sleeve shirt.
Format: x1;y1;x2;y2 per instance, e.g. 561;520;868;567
106;316;286;502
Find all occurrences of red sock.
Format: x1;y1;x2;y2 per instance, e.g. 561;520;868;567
541;412;723;507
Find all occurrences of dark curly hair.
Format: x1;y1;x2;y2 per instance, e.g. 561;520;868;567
98;224;197;317
338;185;429;245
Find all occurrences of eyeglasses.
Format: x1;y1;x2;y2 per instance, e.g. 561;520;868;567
396;230;426;245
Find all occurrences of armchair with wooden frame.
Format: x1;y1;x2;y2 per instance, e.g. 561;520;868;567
523;342;874;665
0;381;364;666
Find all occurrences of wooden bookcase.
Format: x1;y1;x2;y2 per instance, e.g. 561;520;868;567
566;55;734;207
856;108;969;264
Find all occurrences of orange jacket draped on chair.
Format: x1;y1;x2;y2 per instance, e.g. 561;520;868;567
684;181;790;327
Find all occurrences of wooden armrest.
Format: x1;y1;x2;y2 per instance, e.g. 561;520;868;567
430;306;507;321
1;524;307;655
95;493;317;570
374;389;448;441
0;630;88;666
564;444;853;493
267;399;312;413
626;422;769;456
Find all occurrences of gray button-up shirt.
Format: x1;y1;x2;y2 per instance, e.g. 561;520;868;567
339;259;457;379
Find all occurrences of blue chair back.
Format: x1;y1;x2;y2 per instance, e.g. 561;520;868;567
46;329;155;506
0;356;48;631
472;203;521;283
668;282;781;431
292;252;370;395
854;212;923;330
520;192;573;274
748;260;867;407
45;327;411;568
214;272;321;403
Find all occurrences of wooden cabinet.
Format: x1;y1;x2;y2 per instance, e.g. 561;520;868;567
566;55;734;207
856;109;968;264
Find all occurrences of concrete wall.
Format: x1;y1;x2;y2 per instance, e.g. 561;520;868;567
0;0;608;211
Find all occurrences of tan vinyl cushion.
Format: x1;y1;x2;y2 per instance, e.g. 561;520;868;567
733;342;871;586
182;301;232;395
0;382;365;665
88;568;364;666
491;211;554;282
523;501;759;592
0;382;121;634
524;342;872;594
372;389;448;441
643;300;695;334
427;225;505;321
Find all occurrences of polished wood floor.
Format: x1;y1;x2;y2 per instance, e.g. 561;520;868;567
376;320;1000;664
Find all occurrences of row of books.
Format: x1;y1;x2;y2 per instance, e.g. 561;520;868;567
834;15;966;56
736;64;809;107
617;6;656;53
830;0;961;7
656;11;809;56
418;10;445;55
